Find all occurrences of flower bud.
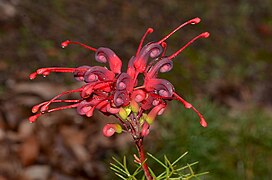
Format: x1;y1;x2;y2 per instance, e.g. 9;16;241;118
118;107;128;120
102;123;122;137
130;100;139;113
141;122;150;137
146;104;166;124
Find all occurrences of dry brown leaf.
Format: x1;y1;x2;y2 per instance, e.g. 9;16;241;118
18;136;40;166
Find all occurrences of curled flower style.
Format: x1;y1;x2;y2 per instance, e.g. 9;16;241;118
83;66;115;83
95;47;122;74
144;78;174;98
29;17;209;138
133;42;163;73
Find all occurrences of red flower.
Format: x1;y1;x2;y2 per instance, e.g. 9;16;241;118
29;17;209;138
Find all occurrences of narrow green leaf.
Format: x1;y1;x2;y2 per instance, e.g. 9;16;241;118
110;163;128;175
187;163;195;175
164;155;173;170
172;152;188;166
148;166;156;178
123;156;130;175
176;162;198;172
147;153;167;168
194;171;209;177
110;162;122;170
132;164;143;176
157;171;167;179
115;172;126;180
141;174;146;180
112;157;125;168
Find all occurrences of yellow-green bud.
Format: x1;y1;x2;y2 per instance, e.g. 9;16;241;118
119;107;128;120
140;113;147;125
124;106;132;115
130;100;139;113
114;124;123;133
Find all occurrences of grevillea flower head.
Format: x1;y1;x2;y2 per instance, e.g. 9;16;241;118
29;17;209;139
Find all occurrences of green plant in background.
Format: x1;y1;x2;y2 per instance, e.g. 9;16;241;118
143;100;272;180
28;17;209;179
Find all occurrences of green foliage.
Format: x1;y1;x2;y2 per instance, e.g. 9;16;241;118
110;152;208;179
110;156;143;180
149;100;272;179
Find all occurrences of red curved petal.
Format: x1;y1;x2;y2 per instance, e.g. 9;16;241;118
95;47;122;74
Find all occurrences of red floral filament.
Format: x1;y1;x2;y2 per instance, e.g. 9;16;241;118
61;40;97;52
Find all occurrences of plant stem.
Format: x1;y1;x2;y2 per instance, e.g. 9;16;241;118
135;138;153;180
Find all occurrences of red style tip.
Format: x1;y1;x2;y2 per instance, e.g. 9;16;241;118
189;17;201;24
161;42;167;56
32;105;40;113
200;117;208;127
29;72;37;80
29;114;41;123
147;28;154;33
202;32;210;38
61;40;70;48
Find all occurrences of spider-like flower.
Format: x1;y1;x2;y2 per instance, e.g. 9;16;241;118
29;17;209;138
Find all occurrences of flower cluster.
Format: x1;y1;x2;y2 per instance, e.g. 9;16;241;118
29;17;209;138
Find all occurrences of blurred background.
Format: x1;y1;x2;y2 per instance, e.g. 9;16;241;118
0;0;271;179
